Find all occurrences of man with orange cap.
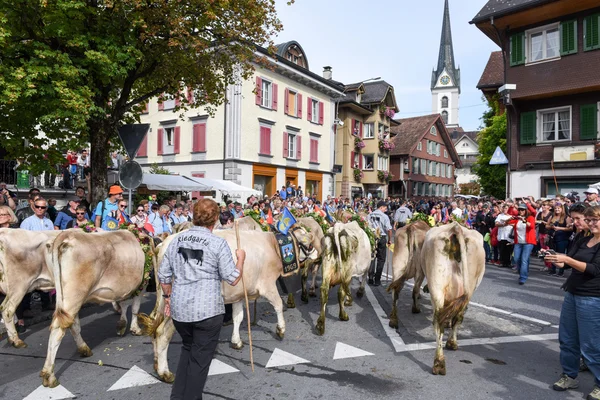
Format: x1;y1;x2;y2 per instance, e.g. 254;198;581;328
94;184;123;228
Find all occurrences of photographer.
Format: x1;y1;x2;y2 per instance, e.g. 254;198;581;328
510;204;536;285
546;203;573;277
545;206;600;398
0;186;16;211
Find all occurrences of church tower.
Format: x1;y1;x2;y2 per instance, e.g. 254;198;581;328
431;0;460;128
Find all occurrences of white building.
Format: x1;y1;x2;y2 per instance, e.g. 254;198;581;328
137;41;343;202
451;130;480;187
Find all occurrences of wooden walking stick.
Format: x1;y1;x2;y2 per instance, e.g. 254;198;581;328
235;221;254;372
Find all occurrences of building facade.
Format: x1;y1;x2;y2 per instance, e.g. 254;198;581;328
451;130;480;187
431;0;461;128
138;41;343;203
389;114;461;198
472;0;600;198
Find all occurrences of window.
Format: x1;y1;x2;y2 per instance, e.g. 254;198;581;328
378;123;388;138
310;136;319;163
353;152;360;168
162;98;175;110
363;154;374;170
538;107;571;142
462;142;468;147
444;149;448;158
193;123;207;152
426;140;431;154
422;183;428;196
259;125;271;155
413;182;419;196
441;97;448;109
417;142;422;151
412;157;419;174
262;80;272;108
420;159;427;175
285;89;302;117
436;143;441;156
377;156;388;171
430;126;437;135
157;125;180;155
287;133;297;159
584;14;600;51
311;98;319;123
441;111;449;124
164;127;174;151
527;23;560;63
364;123;375;139
448;165;453;177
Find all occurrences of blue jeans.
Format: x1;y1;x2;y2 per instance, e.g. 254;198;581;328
513;243;533;283
483;242;491;261
559;292;600;385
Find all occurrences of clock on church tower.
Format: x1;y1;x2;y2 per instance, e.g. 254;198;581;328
440;75;450;86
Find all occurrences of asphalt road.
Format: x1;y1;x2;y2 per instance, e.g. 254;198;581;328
1;257;596;400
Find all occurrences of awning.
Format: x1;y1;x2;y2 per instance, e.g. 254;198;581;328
190;177;261;198
141;174;212;191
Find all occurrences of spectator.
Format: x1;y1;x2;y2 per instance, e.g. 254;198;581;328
393;201;412;229
149;204;171;235
116;200;131;225
66;205;90;229
495;204;514;269
77;149;90;180
279;186;287;200
584;187;599;207
131;204;149;229
75;185;92;215
46;198;58;222
16;189;42;225
547;203;573;277
94;185;123;228
231;202;244;219
510;204;536;285
0;185;16;211
54;196;81;230
170;203;187;226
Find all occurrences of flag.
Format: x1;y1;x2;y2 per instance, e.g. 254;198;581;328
277;207;297;235
324;204;334;223
266;209;273;225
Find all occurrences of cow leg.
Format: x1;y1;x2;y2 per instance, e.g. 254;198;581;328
309;263;319;297
155;317;176;383
412;271;425;314
230;301;244;350
432;314;446;376
111;301;122;314
287;293;296;309
116;301;128;337
262;285;285;340
356;269;368;298
343;281;353;307
70;314;92;357
389;279;405;329
2;293;27;348
315;277;330;336
130;295;143;336
301;263;309;303
338;283;349;321
446;309;465;351
40;322;67;388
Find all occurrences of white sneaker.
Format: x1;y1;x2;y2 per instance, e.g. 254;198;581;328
553;374;579;391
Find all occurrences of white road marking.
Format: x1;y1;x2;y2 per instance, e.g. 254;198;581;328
362;283;405;351
516;374;553;390
394;333;558;353
333;342;374;360
107;365;160;391
265;348;310;368
23;385;75;400
208;359;240;376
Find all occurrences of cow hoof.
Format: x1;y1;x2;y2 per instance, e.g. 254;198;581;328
315;319;325;336
287;294;296;309
344;299;353;307
339;312;349;321
308;290;317;298
423;285;429;294
356;288;365;298
130;328;142;336
40;371;59;388
159;372;175;384
389;319;398;329
412;306;421;314
77;345;93;357
230;341;244;350
301;294;309;304
445;340;458;351
112;302;122;314
116;320;127;337
276;326;285;339
10;338;28;349
432;358;446;376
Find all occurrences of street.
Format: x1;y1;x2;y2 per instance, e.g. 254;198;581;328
0;258;595;400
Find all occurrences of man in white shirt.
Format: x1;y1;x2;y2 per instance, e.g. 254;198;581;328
393;202;412;229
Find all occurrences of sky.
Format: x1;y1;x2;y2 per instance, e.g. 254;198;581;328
273;0;500;131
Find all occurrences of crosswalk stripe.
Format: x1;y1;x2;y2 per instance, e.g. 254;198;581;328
107;365;161;391
333;342;374;360
208;359;239;376
23;385;75;400
265;348;310;368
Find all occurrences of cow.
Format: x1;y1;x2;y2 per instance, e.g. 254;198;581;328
386;220;430;329
177;247;204;265
139;226;317;383
39;229;146;388
0;228;61;348
418;222;485;375
315;221;371;336
296;217;324;303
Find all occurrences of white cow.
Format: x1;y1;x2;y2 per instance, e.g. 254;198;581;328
418;222;485;375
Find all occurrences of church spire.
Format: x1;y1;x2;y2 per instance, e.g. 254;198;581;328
431;0;460;91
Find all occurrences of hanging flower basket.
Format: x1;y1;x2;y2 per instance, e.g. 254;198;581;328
378;139;395;152
377;170;393;182
384;107;396;119
354;137;366;150
353;168;364;182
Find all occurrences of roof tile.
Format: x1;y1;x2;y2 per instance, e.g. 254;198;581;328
477;51;504;89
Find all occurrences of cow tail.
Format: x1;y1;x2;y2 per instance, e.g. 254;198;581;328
49;235;74;329
437;223;470;328
138;240;165;338
334;225;343;273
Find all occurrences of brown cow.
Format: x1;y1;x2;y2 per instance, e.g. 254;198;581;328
386;220;430;328
418;222;485;375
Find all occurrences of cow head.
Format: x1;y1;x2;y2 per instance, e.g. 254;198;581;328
290;226;318;263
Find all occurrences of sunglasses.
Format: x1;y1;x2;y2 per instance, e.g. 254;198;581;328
119;205;127;208
76;212;86;216
137;209;144;212
34;205;47;209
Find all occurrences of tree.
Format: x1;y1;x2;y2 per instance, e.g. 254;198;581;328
472;97;507;199
458;182;481;196
0;0;284;203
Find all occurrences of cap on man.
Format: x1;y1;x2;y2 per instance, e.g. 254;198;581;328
584;187;599;206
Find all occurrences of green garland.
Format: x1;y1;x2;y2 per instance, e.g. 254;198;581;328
243;209;270;232
409;212;435;227
350;214;377;253
304;212;330;234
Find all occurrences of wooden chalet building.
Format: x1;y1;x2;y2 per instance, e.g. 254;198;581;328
388;114;461;199
472;0;600;198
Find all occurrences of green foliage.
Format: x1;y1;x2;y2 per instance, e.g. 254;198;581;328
243;209;269;232
0;0;283;202
472;98;507;199
349;214;376;253
304;212;330;235
410;212;435;227
149;163;171;176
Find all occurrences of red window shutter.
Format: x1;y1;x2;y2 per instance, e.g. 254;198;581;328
284;88;289;114
297;94;303;118
359;122;363;138
297;135;302;160
352;119;356;135
265;127;271;155
318;102;324;125
310;138;318;162
272;83;278;111
255;77;262;106
191;172;205;200
314;140;319;162
359;154;363;169
193;124;206;152
137;135;148;157
283;132;289;158
351;151;355;167
307;97;312;121
259;127;266;154
187;88;193;103
157;128;164;155
174;126;181;154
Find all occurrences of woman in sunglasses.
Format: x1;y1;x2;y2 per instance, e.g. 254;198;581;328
130;204;148;229
116;201;131;225
66;205;89;228
545;205;600;398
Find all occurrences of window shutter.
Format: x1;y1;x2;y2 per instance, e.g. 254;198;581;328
352;119;356;136
359;154;363;169
307;97;312;121
351;151;355;167
580;104;598;140
157;128;164;155
174;126;181;154
266;127;271;155
584;14;600;51
359;122;363;138
283;132;288;158
318;102;324;125
284;88;289;115
260;126;271;154
255;77;262;106
193;124;206;152
272;83;278;111
510;32;525;66
158;96;164;111
560;20;578;56
520;111;537;145
137;135;148;157
297;94;303;118
297;136;302;160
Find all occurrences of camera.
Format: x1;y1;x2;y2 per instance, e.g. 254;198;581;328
538;249;556;258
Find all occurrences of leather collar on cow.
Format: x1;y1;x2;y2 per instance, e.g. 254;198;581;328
290;226;316;263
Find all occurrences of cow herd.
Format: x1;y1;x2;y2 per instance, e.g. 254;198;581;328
0;216;485;388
